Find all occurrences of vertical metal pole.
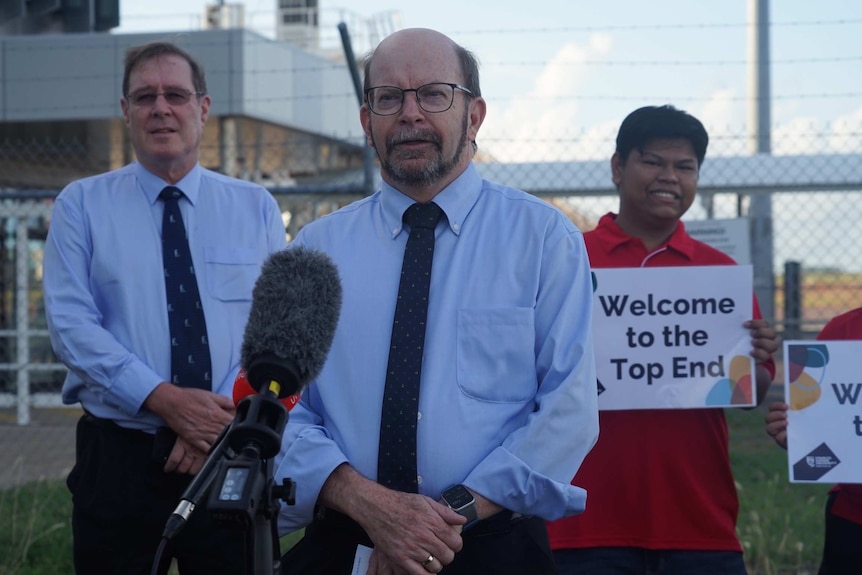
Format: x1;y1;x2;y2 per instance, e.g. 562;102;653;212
748;0;775;323
783;261;802;340
338;22;376;197
15;218;29;425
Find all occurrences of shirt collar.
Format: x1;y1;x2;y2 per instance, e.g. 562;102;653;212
592;212;698;260
380;163;483;238
136;162;203;206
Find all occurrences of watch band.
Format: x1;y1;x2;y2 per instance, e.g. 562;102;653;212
459;502;478;528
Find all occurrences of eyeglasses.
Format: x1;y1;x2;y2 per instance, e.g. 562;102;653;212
126;89;204;107
364;82;473;116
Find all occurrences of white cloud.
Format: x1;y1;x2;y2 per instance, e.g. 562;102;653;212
572;119;619;161
772;116;821;155
688;92;862;158
692;88;745;157
770;112;861;156
481;33;613;163
827;104;862;153
588;33;613;53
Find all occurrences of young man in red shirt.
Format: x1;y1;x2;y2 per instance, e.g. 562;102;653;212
766;307;862;575
548;105;778;574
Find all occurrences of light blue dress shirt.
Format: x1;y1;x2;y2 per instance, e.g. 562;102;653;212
275;163;598;529
43;162;287;432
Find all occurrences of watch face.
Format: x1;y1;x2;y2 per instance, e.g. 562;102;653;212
443;485;473;508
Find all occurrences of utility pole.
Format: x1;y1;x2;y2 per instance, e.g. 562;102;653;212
748;0;775;323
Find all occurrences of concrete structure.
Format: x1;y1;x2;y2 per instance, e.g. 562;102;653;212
276;0;320;50
0;28;366;189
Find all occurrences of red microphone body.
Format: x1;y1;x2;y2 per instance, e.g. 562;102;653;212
233;369;300;412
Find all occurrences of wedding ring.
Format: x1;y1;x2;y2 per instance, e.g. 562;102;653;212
421;554;435;567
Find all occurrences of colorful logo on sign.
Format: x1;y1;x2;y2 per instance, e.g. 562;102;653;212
786;344;829;411
705;355;753;406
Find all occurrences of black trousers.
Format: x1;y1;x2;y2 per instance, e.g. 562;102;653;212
282;508;558;575
67;413;247;575
819;492;862;575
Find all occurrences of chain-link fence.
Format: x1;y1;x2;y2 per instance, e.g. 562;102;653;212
1;127;861;493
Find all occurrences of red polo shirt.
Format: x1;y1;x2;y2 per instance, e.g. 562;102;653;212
817;307;862;525
548;213;776;552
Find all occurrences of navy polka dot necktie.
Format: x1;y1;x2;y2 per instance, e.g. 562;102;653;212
159;186;212;390
377;202;443;493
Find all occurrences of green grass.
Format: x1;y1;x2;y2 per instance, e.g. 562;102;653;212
0;407;829;574
729;405;829;575
0;473;72;575
0;474;304;575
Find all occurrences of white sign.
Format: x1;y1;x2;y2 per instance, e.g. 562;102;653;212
592;265;755;410
784;340;862;483
685;218;751;265
352;544;372;574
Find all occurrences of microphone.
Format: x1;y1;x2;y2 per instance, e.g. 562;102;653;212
240;245;342;399
161;246;342;541
232;368;299;412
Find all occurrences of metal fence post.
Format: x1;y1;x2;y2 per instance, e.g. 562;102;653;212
15;216;30;425
783;260;802;341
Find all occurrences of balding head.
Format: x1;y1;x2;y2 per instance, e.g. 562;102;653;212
363;28;481;98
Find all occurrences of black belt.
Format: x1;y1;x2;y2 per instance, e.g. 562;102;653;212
82;410;152;439
81;411;176;462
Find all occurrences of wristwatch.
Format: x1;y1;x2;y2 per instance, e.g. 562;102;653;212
441;484;479;529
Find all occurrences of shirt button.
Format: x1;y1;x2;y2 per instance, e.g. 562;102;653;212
417;475;423;485
417;411;422;420
453;223;461;232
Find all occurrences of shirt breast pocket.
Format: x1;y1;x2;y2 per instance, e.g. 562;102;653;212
204;246;260;302
456;307;536;403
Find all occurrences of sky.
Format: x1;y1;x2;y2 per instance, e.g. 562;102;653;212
116;0;862;161
115;1;862;272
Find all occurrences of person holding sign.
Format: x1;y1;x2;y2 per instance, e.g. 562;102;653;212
548;104;778;574
766;306;862;574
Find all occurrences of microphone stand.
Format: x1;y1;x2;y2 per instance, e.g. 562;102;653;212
207;390;296;575
150;422;236;575
152;389;296;575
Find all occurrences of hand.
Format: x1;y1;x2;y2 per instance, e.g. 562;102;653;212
745;319;778;364
318;465;465;574
360;491;464;575
145;383;235;453
164;435;208;475
368;547;447;575
765;401;789;449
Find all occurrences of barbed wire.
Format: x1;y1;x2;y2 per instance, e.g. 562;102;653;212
3;15;860;120
2;93;861;117
120;10;862;33
497;56;862;68
445;18;862;35
2;94;860;118
6;33;861;76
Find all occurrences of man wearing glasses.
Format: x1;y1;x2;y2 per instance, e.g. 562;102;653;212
43;41;286;573
275;27;598;574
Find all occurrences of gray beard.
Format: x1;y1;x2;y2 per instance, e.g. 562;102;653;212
377;118;469;189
